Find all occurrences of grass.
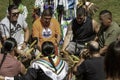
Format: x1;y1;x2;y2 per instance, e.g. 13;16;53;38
0;0;120;29
92;0;120;25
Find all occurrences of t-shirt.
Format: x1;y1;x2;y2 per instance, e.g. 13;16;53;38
77;57;105;80
32;18;61;47
98;21;120;48
72;17;96;45
0;54;21;77
104;22;120;46
0;14;28;46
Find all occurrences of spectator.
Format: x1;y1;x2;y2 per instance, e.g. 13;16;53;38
77;0;99;17
12;0;28;19
0;4;29;50
97;10;120;55
32;8;61;51
105;40;120;80
62;7;99;55
0;41;69;80
0;37;26;77
34;0;57;18
57;0;77;24
73;41;105;80
32;7;40;23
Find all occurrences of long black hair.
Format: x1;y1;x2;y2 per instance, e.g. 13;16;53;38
0;37;17;69
105;40;120;79
41;41;57;72
12;0;22;6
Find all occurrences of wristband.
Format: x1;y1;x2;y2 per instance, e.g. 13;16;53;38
5;77;14;80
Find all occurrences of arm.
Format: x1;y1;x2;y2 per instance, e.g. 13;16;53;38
92;19;100;41
21;27;29;49
23;27;29;43
56;34;61;46
73;58;85;75
99;46;108;55
32;22;40;48
92;19;100;33
20;15;30;44
61;23;73;51
0;24;9;41
0;68;38;80
20;62;26;75
55;19;61;45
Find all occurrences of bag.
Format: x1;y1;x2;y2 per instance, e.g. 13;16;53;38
65;42;85;55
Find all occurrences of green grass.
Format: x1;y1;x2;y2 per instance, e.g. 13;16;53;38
92;0;120;25
0;0;120;29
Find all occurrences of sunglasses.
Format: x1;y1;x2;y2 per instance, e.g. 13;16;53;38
11;12;20;16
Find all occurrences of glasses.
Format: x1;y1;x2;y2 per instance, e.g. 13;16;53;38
11;12;20;16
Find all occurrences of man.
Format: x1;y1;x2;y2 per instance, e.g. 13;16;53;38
62;7;99;55
73;41;105;80
32;8;61;50
0;4;29;50
12;0;28;19
32;7;41;23
97;10;120;55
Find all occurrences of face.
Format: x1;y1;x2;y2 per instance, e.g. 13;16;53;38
10;9;20;22
76;15;85;24
32;12;39;20
41;15;52;27
99;15;111;27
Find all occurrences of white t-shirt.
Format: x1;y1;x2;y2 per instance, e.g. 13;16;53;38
0;14;28;46
34;0;44;13
18;4;28;19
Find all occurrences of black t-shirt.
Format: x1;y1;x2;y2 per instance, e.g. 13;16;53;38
14;68;52;80
72;17;96;45
77;57;105;80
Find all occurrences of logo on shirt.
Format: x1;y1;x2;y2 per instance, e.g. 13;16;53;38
10;24;22;36
42;28;52;38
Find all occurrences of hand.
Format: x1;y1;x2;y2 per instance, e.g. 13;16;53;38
60;49;70;59
80;49;90;59
0;75;4;80
60;48;68;55
17;42;27;50
21;42;27;50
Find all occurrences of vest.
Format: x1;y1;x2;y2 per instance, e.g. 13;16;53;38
97;26;105;48
72;17;96;44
